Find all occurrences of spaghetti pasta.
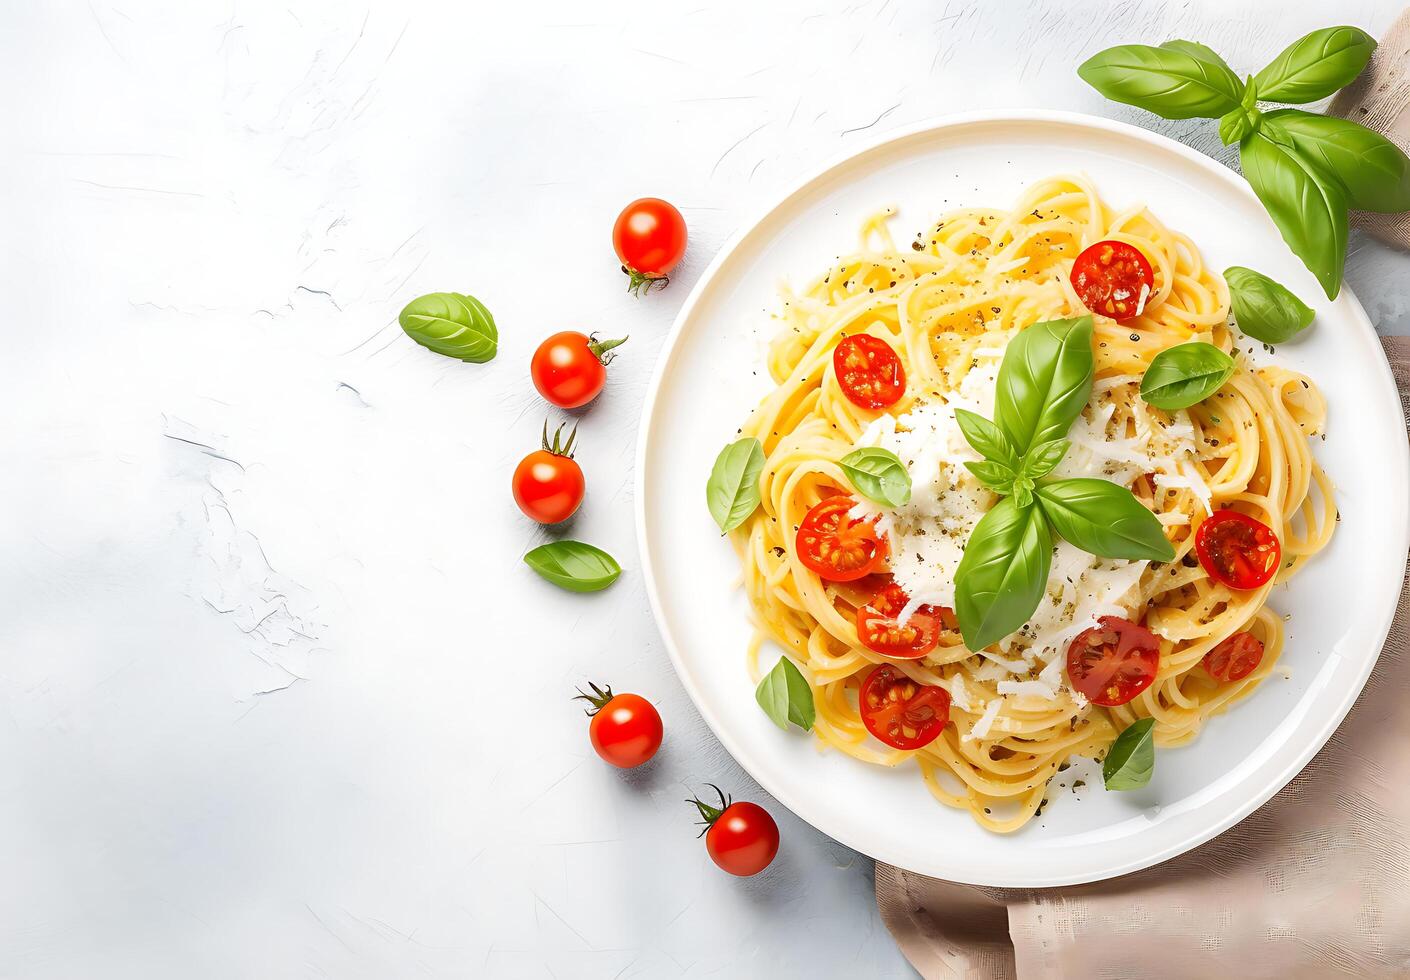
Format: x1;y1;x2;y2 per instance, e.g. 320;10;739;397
730;174;1334;833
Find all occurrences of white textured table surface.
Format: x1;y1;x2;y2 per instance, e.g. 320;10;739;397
3;2;1408;978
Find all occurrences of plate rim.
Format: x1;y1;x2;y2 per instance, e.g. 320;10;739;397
634;107;1410;886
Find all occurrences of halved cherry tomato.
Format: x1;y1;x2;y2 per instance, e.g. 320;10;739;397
1195;510;1282;590
833;335;905;409
1066;615;1161;707
795;496;886;582
575;682;663;769
688;785;779;877
859;664;951;750
1070;240;1154;321
1204;631;1265;683
856;582;957;659
512;421;585;525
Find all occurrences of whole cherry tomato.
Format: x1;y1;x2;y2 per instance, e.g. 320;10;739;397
575;682;663;768
688;784;779;877
613;198;687;295
530;331;628;410
512;421;585;524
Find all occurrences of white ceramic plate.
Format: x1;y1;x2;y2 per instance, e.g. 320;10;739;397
635;110;1410;886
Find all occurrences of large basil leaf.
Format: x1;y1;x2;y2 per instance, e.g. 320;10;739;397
1262;109;1410;214
1252;26;1375;104
1224;266;1315;344
954;498;1052;652
524;541;621;592
993;316;1094;455
398;292;498;362
1139;342;1236;410
1239;131;1348;300
707;438;766;533
1078;43;1244;119
1035;479;1174;562
755;656;815;732
1104;717;1156;791
840;447;911;508
954;408;1019;468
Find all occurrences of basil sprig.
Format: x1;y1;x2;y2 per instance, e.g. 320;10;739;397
953;316;1173;651
706;438;765;533
1079;25;1407;300
755;656;815;732
1103;717;1156;790
1225;266;1315;344
524;540;621;592
840;447;911;508
1139;342;1236;410
398;292;498;362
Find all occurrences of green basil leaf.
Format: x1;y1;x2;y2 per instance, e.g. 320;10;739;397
1218;106;1259;147
1011;478;1034;510
993;316;1095;455
1139;342;1236;410
1240;129;1348;301
965;459;1016;495
1252;26;1375;104
1035;479;1174;562
954;498;1052;651
1104;717;1157;791
1158;39;1233;72
1261;109;1410;214
398;292;498;362
1078;43;1244;119
707;438;766;533
755;656;815;732
524;541;621;592
954;408;1019;468
1020;438;1070;481
840;447;911;508
1224;266;1315;344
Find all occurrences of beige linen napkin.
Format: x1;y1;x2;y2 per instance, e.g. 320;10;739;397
876;17;1410;977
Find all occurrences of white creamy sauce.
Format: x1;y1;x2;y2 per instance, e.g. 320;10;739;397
849;331;1206;702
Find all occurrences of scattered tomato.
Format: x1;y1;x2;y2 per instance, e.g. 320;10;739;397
856;582;956;659
613;198;687;295
833;334;905;409
858;664;951;750
1195;509;1282;590
512;421;585;524
1066;615;1161;706
795;495;887;582
575;681;663;768
1204;631;1265;682
688;785;779;877
531;331;627;409
1070;240;1154;321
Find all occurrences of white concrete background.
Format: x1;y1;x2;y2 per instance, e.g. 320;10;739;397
2;2;1408;977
